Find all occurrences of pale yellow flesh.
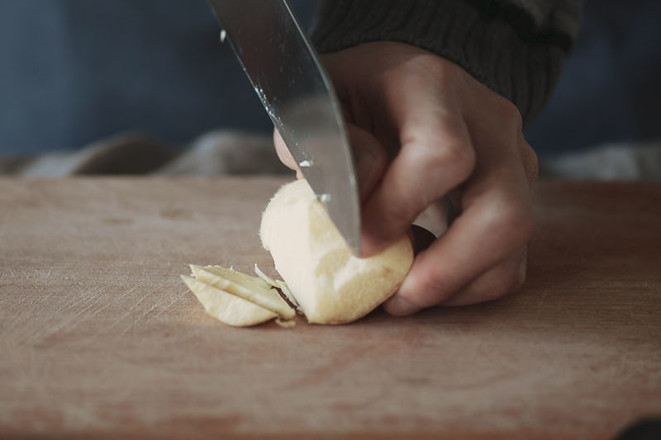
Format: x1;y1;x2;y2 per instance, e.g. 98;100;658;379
204;264;271;291
254;264;300;309
181;275;277;327
190;265;295;319
260;179;414;324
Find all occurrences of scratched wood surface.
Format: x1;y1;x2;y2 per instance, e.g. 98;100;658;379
0;177;660;440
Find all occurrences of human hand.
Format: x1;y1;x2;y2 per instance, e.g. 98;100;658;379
274;42;538;315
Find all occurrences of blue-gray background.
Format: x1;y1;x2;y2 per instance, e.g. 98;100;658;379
0;0;659;157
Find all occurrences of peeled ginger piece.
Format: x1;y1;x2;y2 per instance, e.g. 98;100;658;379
260;179;413;324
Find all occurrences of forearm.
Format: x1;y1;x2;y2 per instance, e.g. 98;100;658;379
312;0;583;126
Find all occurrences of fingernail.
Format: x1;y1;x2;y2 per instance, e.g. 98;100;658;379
384;295;420;316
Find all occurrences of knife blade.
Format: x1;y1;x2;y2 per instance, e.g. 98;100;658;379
207;0;361;255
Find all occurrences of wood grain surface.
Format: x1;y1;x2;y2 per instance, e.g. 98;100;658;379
1;177;660;440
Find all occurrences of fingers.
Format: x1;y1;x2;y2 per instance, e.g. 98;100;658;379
442;249;528;306
384;250;528;314
386;186;533;314
384;130;535;315
384;87;536;314
361;103;476;256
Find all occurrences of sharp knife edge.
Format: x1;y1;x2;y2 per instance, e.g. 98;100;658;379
207;0;361;255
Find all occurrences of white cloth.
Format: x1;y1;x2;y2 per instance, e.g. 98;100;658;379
2;130;660;181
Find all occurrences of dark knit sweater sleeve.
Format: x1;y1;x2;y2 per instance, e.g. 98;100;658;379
311;0;583;125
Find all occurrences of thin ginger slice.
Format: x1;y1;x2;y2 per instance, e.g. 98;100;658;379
181;275;277;327
190;265;295;319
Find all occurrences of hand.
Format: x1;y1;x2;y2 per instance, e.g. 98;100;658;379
274;42;538;314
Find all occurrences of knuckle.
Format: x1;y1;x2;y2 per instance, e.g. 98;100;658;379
497;99;524;133
489;271;525;301
488;99;524;150
409;270;455;307
514;259;528;291
475;263;528;303
486;197;535;246
504;259;528;294
521;142;539;183
424;138;476;182
504;261;528;295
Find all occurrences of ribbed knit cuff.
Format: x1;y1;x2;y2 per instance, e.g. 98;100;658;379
311;0;569;125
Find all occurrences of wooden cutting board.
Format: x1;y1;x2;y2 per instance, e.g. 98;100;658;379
1;177;660;440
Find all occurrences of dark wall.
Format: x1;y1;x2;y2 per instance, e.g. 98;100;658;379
527;0;661;157
1;0;659;156
0;0;318;154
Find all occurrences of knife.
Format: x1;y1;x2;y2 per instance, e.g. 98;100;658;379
207;0;361;255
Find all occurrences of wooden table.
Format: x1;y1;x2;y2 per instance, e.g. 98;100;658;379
1;177;660;439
